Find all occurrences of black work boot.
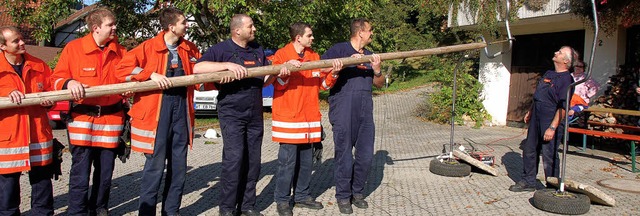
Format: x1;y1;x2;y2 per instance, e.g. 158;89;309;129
295;198;324;210
351;194;368;209
219;210;235;216
276;203;293;216
508;181;536;192
240;209;263;216
337;200;353;214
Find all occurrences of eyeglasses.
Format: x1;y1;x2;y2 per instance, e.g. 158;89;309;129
575;65;584;68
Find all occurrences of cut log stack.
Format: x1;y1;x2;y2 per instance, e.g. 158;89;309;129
587;66;640;132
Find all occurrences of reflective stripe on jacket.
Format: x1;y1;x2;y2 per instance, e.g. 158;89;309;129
269;43;337;144
115;32;201;154
52;34;127;148
0;53;54;174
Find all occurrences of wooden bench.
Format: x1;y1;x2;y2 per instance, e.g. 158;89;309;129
568;107;640;173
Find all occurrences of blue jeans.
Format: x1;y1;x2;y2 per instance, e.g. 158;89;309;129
274;144;313;203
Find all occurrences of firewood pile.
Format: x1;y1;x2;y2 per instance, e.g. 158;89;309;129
586;66;640;132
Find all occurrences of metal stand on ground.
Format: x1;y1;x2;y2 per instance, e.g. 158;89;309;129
430;0;514;178
530;0;599;214
429;55;472;177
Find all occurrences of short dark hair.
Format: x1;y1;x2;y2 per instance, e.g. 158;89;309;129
230;14;251;32
289;22;311;41
160;8;185;31
85;7;115;31
350;18;370;38
0;26;20;45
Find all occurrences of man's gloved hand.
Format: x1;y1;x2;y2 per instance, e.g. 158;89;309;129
117;141;131;163
312;142;323;166
51;138;65;180
117;112;132;163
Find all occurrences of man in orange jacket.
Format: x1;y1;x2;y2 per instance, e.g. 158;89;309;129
51;8;127;216
269;22;343;216
0;26;55;215
115;8;201;216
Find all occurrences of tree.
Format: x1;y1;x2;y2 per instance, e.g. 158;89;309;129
171;0;377;52
3;0;79;45
429;0;522;40
569;0;640;35
100;0;157;49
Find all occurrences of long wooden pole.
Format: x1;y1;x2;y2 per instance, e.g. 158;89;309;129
0;42;486;109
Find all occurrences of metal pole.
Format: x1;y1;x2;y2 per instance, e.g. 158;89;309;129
449;55;469;158
560;0;598;192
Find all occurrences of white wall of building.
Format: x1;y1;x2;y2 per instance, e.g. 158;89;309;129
449;0;570;28
479;42;512;125
451;0;628;126
582;28;625;97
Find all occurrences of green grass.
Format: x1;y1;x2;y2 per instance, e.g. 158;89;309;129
374;74;433;94
319;73;433;100
194;116;219;131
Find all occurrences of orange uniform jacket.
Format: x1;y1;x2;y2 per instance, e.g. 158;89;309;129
115;32;201;154
51;34;127;148
0;53;54;174
270;43;338;144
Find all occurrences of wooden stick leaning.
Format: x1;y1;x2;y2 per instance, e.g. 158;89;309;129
0;42;487;109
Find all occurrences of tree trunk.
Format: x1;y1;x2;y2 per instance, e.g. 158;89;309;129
0;42;487;109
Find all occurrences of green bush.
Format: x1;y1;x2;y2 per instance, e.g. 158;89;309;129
416;55;490;128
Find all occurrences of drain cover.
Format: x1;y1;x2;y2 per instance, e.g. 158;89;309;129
597;178;640;194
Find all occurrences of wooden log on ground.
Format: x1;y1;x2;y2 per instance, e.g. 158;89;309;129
452;150;498;176
0;42;487;109
546;177;616;206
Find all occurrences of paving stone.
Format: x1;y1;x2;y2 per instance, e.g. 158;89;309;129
14;86;640;215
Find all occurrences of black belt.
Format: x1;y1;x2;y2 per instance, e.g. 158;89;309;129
71;103;123;117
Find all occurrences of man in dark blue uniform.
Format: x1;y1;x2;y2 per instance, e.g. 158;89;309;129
321;18;385;214
194;14;274;216
509;46;576;192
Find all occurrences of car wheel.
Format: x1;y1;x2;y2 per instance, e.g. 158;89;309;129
532;189;590;215
429;158;471;177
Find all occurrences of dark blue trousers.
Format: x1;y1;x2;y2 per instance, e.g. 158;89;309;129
0;166;53;216
521;110;562;186
68;145;116;216
274;144;313;204
218;88;263;213
139;94;188;216
329;91;375;202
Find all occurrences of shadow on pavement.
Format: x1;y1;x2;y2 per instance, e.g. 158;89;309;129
48;161;146;216
502;141;524;184
309;158;336;200
182;159;278;215
365;150;393;198
106;162;225;215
